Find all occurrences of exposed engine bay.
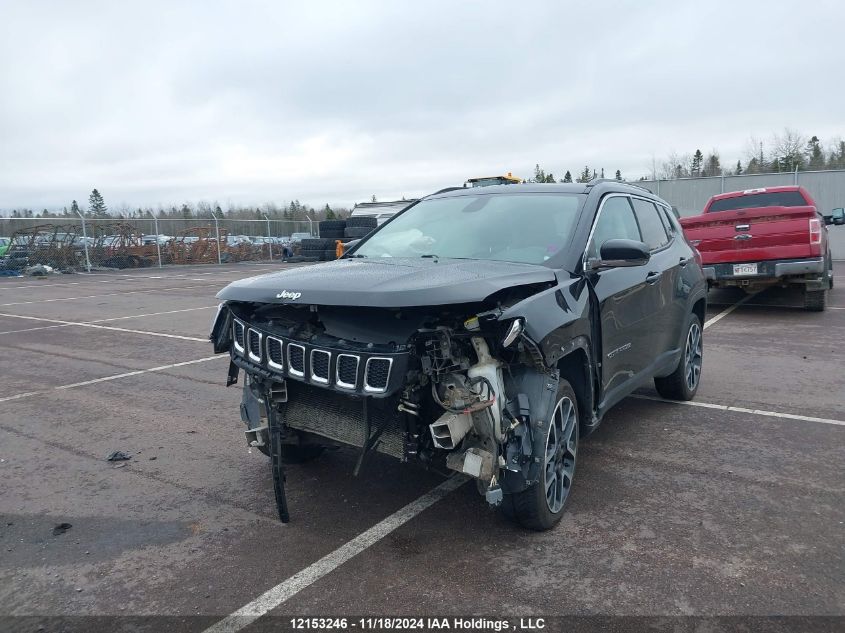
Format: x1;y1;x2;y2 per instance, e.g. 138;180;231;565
210;296;566;521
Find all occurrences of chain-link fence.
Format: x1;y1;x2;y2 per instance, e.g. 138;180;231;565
0;217;318;272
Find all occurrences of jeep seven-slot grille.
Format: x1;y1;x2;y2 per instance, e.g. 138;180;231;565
365;358;391;392
231;322;398;395
310;350;330;383
266;337;283;368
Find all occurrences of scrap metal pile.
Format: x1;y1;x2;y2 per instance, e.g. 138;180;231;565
0;222;274;271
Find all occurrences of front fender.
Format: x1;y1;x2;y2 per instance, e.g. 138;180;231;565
499;275;592;366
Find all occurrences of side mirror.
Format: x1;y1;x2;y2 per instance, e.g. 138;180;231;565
828;208;845;226
594;238;651;268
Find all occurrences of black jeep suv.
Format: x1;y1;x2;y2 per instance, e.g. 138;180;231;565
210;181;707;530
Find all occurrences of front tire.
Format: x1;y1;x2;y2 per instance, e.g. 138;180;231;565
654;313;703;400
501;379;579;531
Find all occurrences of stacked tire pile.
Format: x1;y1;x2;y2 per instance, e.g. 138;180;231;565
299;217;378;262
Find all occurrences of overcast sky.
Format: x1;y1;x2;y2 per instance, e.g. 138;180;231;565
0;0;842;212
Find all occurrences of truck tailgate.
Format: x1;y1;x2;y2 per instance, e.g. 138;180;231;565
680;205;820;265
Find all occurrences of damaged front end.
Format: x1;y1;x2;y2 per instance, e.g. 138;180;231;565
209;276;581;524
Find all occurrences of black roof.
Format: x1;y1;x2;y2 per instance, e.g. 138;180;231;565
425;180;665;203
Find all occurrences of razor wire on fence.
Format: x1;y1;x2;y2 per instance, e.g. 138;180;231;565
0;217;320;273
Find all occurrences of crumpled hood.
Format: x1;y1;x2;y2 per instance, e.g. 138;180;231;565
216;257;558;307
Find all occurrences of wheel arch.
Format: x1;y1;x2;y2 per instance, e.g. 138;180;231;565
692;296;706;327
556;344;596;436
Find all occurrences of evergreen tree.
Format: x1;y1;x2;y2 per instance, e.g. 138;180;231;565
88;189;107;217
533;164;545;183
806;135;824;169
746;157;759;174
544;172;555;183
576;166;591;183
690;150;704;177
615;169;622;181
70;200;80;216
702;152;721;177
735;160;742;175
600;167;605;179
562;170;572;183
324;204;336;219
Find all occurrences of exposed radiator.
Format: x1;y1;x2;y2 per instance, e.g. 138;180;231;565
281;381;405;459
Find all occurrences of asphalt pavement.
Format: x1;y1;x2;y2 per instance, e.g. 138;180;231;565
0;261;842;632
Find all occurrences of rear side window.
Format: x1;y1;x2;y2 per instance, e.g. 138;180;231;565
708;190;807;212
588;196;640;258
631;198;669;250
656;204;676;235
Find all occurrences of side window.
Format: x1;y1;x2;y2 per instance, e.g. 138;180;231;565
631;198;669;251
656;204;676;236
588;196;640;259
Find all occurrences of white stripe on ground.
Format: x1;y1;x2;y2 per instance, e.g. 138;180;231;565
0;312;207;342
0;283;220;307
703;292;757;329
0;355;225;403
631;394;845;427
0;269;259;290
0;306;217;336
203;476;468;633
708;303;845;311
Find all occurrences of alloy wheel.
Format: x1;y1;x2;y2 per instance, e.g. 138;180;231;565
544;395;577;513
685;322;703;391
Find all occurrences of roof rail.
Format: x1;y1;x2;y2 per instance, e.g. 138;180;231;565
428;185;467;196
586;177;653;194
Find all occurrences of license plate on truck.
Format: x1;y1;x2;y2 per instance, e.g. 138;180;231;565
733;263;758;276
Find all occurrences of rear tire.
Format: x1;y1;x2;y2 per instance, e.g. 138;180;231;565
804;288;827;312
500;379;578;531
654;313;703;401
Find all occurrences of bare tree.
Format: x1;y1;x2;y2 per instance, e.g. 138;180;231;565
743;136;767;173
771;128;806;172
658;151;690;180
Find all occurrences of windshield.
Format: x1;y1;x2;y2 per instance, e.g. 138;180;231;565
352;193;582;265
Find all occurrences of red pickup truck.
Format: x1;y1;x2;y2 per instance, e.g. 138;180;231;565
680;186;843;311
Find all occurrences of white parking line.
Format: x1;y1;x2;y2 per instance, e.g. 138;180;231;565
0;283;220;307
703;293;757;329
709;303;845;311
0;306;217;336
0;312;208;342
0;269;263;290
631;394;845;427
203;476;467;633
0;355;225;403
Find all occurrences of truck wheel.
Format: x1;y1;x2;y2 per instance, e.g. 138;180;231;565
500;379;578;531
654;313;702;400
804;288;827;312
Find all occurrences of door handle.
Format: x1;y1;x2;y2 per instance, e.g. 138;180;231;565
645;271;663;284
679;257;692;267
